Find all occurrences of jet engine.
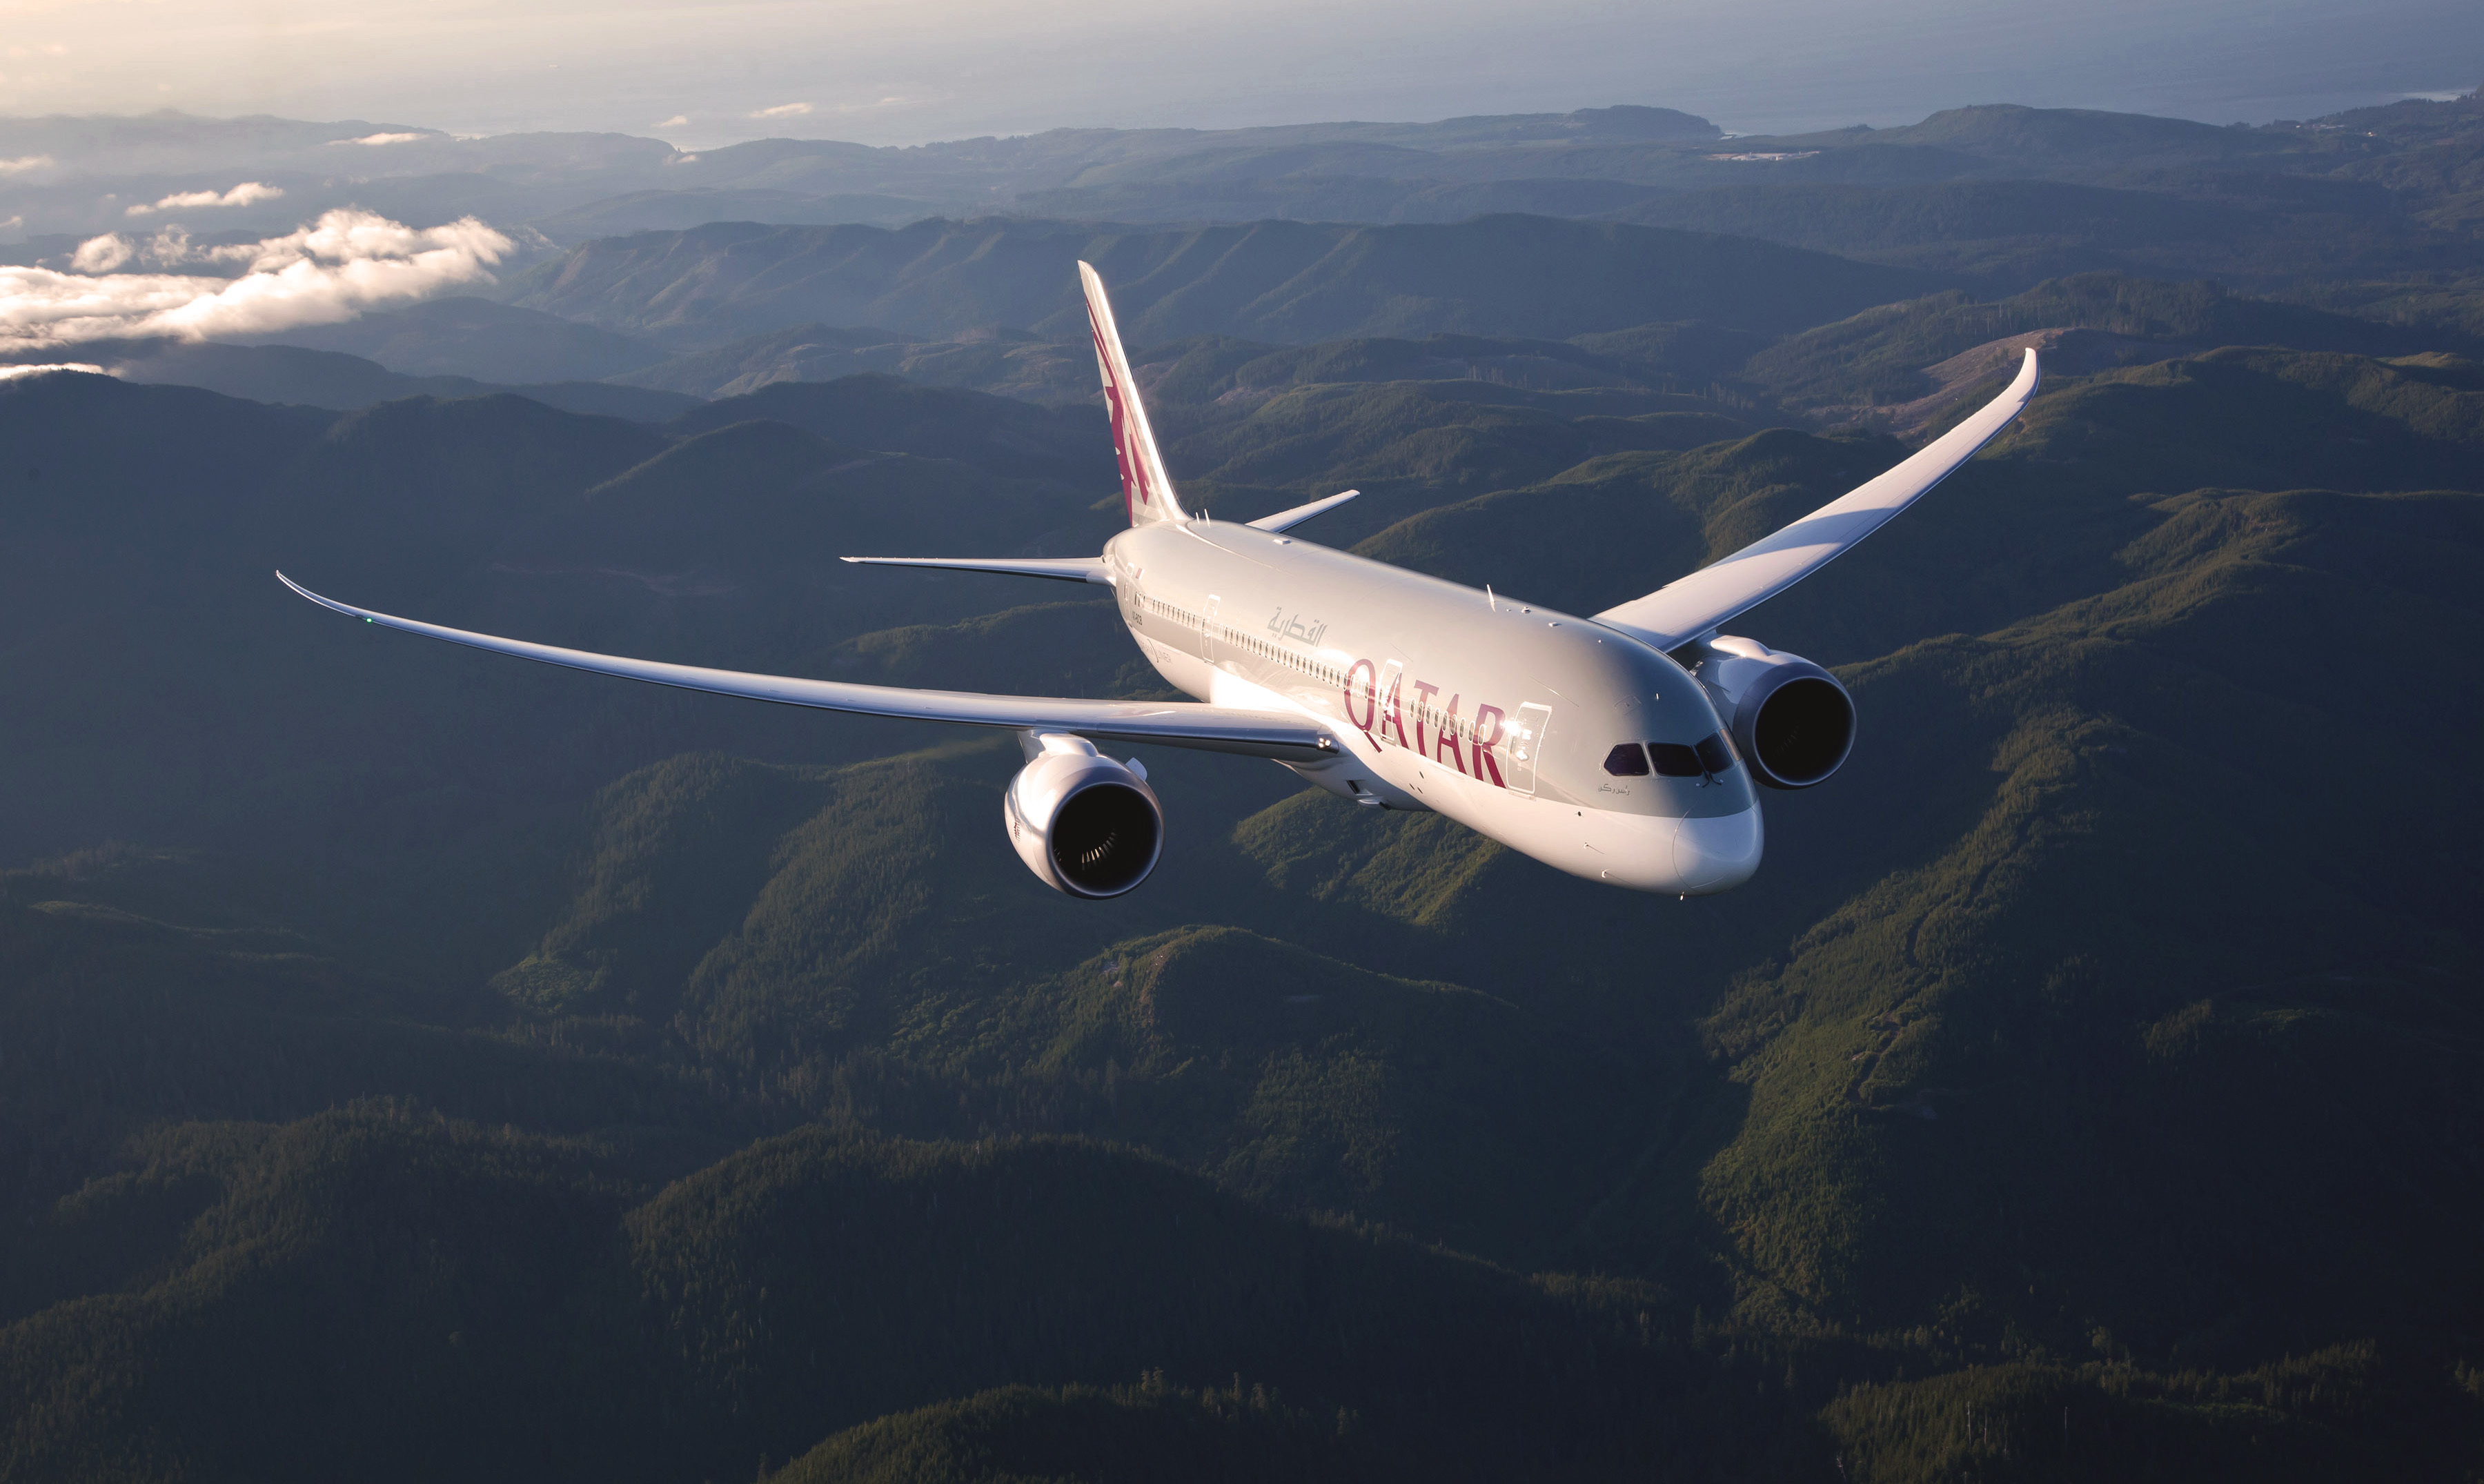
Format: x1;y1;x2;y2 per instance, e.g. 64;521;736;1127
1678;636;1856;790
1004;733;1165;897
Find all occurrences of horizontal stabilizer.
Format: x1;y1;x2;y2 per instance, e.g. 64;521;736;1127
1245;489;1359;533
840;555;1111;585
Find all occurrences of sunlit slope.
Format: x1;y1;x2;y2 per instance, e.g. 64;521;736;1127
1248;469;2484;1345
769;1380;1377;1484
1596;489;2482;1338
1739;275;2480;413
493;730;1644;1260
1351;345;2484;653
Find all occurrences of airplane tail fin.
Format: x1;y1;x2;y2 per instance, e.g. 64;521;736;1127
1079;261;1188;526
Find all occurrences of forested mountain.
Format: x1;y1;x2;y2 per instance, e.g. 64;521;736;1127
3;83;2483;1484
4;288;2483;1477
497;215;1946;347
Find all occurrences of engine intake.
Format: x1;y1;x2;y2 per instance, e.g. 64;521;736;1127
1679;636;1857;790
1004;733;1165;897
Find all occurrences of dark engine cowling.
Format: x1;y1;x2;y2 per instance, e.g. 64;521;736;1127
1679;636;1857;790
1004;733;1165;897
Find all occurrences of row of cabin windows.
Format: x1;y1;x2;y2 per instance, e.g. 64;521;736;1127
1154;596;1544;709
1142;595;1202;631
1414;700;1479;742
1604;735;1736;778
1221;626;1343;689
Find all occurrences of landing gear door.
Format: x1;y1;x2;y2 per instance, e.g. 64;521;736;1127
1508;702;1553;796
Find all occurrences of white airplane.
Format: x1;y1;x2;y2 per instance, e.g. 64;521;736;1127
281;264;2038;900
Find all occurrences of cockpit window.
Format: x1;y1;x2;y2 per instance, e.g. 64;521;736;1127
1602;743;1650;776
1695;733;1737;775
1647;742;1703;777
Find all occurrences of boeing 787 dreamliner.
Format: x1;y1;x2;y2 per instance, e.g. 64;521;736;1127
282;263;2039;898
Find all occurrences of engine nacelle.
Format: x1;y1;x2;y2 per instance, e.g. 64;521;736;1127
1004;733;1165;898
1679;635;1856;790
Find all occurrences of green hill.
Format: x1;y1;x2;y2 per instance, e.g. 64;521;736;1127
607;322;1101;403
1739;274;2481;414
3;286;2484;1479
0;373;1121;980
769;1378;1375;1484
226;296;672;383
1619;178;2438;289
0;1114;1814;1483
37;337;704;420
665;373;1113;484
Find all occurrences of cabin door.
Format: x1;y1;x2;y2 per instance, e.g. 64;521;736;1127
1201;593;1221;662
1507;702;1554;796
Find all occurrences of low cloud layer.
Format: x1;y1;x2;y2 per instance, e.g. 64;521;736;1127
0;155;54;175
0;363;104;381
332;132;431;146
2;209;513;348
124;182;285;217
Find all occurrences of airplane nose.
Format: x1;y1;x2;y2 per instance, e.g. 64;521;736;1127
1673;807;1763;893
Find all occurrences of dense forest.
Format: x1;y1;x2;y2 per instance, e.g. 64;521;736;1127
1;89;2481;1482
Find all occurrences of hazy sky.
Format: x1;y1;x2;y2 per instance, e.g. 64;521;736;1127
0;0;2475;146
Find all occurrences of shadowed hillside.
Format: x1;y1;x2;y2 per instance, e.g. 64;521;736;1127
3;172;2483;1481
501;215;1948;346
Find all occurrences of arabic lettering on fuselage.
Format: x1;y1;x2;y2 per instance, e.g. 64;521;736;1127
1265;606;1328;645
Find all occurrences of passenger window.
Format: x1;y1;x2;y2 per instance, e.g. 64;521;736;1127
1602;743;1650;776
1695;733;1736;775
1647;742;1702;778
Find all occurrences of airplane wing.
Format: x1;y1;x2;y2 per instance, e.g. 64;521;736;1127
1593;348;2040;651
276;573;1336;762
1247;489;1359;533
839;555;1110;585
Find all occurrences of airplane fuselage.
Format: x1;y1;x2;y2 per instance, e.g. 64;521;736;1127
277;269;2035;903
1101;520;1765;893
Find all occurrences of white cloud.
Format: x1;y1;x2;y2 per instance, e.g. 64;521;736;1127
124;181;286;217
655;114;689;128
6;209;515;349
70;234;133;273
330;132;431;146
0;155;53;175
750;101;811;118
0;362;105;382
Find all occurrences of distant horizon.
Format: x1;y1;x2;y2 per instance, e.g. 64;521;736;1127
1;83;2476;162
0;0;2473;151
